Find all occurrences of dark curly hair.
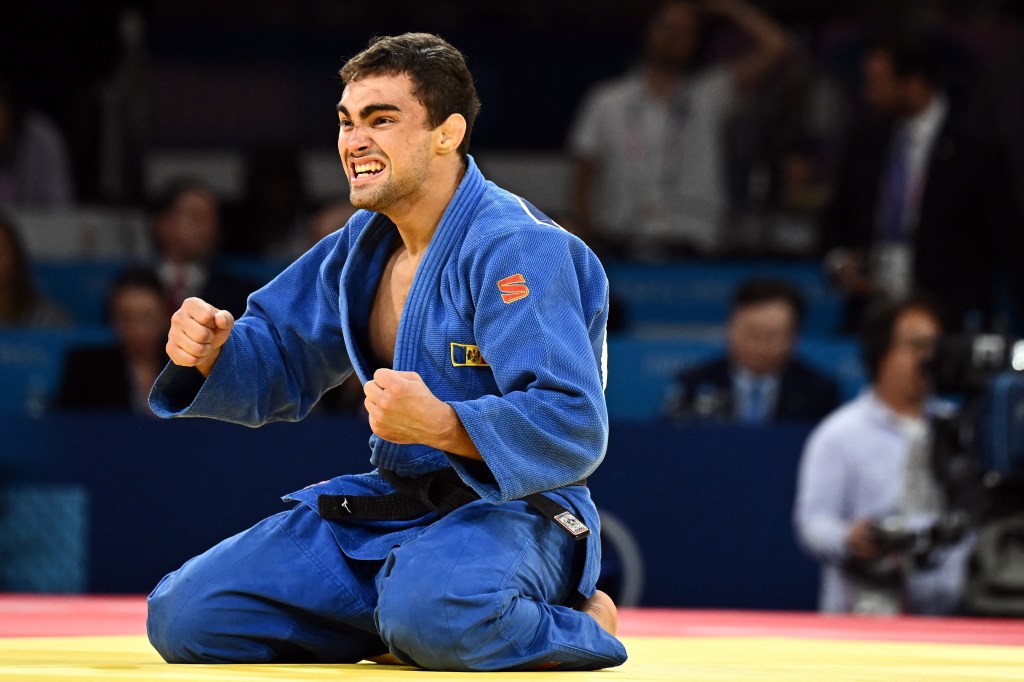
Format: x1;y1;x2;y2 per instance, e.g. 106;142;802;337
339;33;481;160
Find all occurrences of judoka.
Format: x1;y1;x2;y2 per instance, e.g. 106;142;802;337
145;32;628;671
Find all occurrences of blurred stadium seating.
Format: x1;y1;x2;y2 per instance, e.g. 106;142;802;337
606;260;844;335
0;327;114;416
7;208;152;261
32;261;131;326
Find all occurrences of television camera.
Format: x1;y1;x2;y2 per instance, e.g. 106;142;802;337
845;334;1024;615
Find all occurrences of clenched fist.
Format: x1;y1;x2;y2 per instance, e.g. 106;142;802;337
363;368;481;459
166;297;234;377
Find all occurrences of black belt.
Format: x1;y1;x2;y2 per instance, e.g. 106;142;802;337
318;467;591;540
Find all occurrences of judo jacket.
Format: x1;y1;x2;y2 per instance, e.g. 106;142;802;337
149;157;612;595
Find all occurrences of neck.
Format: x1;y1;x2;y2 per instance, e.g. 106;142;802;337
166;256;198;268
903;90;936;119
386;159;465;258
875;383;925;419
645;67;682;100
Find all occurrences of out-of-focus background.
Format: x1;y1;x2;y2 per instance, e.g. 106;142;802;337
2;0;1023;614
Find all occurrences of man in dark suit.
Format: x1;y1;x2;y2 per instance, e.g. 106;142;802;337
151;180;260;319
663;277;840;424
54;267;169;413
821;29;1010;332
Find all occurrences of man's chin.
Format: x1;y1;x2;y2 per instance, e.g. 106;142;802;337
349;191;381;212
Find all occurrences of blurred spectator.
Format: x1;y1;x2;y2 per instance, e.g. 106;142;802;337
752;30;851;257
271;196;357;262
94;6;151;204
54;267;168;414
758;142;832;255
567;0;790;260
307;198;357;245
820;28;1009;333
793;296;973;615
151;179;260;319
663;277;839;424
0;77;75;208
0;214;71;327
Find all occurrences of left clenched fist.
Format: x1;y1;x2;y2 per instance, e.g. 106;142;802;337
363;369;482;459
362;369;450;446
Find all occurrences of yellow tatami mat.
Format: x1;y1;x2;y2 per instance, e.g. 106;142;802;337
2;634;1023;682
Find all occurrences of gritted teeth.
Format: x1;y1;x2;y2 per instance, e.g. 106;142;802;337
353;160;385;178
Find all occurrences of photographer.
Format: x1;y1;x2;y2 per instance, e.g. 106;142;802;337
793;297;974;614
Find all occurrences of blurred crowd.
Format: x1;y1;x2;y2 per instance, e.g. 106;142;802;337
2;1;1022;322
2;0;1024;614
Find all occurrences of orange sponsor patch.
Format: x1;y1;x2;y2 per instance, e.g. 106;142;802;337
497;273;529;304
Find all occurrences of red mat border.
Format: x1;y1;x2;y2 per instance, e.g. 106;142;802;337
618;608;1024;646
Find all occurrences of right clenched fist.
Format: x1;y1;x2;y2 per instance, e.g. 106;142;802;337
166;297;235;377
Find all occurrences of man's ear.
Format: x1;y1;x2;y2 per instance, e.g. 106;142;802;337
435;113;467;155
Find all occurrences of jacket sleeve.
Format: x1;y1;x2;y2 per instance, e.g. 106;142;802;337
148;229;354;426
447;224;610;502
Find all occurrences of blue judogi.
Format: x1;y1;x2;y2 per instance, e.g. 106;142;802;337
146;157;627;670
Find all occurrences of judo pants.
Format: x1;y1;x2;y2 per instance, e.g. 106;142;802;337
147;498;628;671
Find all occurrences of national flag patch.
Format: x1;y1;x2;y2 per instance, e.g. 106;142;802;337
450;343;488;367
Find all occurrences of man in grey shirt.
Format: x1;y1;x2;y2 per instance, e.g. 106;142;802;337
567;0;789;259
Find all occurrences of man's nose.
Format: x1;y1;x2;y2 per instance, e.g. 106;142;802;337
343;125;371;153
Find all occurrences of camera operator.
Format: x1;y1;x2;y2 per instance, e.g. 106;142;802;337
793;296;975;614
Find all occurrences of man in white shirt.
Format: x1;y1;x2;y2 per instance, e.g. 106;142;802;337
794;297;974;614
567;0;789;259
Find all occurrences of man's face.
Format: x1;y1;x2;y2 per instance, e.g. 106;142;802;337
728;300;798;376
863;49;906;115
877;307;941;403
337;73;435;214
645;1;700;71
112;286;168;358
156;188;219;262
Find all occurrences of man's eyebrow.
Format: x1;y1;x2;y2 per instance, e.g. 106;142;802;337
335;102;403;118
